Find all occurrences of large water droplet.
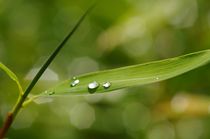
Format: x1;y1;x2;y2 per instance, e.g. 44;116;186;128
88;81;99;89
88;81;99;93
103;82;111;89
71;77;80;87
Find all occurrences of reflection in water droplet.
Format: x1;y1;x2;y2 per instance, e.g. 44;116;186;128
71;78;80;87
88;81;99;94
103;82;111;89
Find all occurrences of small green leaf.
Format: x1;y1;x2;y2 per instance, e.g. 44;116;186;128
0;62;23;95
40;49;210;97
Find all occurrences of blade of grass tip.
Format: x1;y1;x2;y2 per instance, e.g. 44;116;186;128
23;4;95;99
12;3;95;116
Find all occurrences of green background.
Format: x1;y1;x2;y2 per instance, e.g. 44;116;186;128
1;0;210;138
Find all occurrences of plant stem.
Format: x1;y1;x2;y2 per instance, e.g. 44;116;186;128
0;113;13;138
0;4;94;138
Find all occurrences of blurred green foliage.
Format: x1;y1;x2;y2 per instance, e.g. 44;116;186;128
1;0;210;139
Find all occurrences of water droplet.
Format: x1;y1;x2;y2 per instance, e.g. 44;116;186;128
72;76;77;80
88;81;99;93
71;78;80;87
49;91;55;95
156;77;159;80
44;91;54;95
88;81;99;89
103;82;111;89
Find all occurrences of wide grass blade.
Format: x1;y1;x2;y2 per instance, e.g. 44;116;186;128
0;62;23;95
39;49;210;97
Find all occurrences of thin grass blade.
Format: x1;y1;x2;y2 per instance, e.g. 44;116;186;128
22;4;95;100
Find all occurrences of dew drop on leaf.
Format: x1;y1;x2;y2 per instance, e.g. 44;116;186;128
103;82;111;89
72;76;77;80
88;81;99;89
43;90;55;95
70;77;80;87
48;91;55;95
88;81;99;94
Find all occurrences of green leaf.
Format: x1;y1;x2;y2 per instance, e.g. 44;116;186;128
40;49;210;97
0;62;23;95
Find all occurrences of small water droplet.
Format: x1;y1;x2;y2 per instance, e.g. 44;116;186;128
49;91;55;95
88;81;99;93
71;79;80;87
103;82;111;89
156;77;159;80
44;91;54;95
72;76;77;80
